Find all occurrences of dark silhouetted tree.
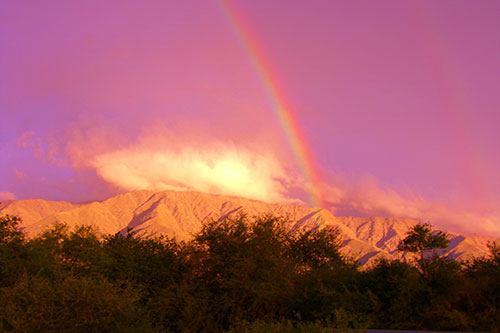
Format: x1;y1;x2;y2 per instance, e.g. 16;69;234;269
398;223;450;278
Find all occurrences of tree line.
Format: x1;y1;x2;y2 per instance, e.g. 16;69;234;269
0;214;499;332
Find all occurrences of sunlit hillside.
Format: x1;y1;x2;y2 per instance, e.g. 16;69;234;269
0;190;493;265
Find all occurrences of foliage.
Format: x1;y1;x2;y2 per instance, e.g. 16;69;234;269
397;222;450;277
288;225;347;270
0;215;24;246
0;275;151;332
0;215;28;287
0;214;499;331
398;222;450;257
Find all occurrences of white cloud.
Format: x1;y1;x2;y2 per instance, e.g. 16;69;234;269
91;140;294;203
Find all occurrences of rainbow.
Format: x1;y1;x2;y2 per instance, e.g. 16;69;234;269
218;0;324;207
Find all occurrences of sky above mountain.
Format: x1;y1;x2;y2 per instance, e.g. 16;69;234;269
1;0;499;235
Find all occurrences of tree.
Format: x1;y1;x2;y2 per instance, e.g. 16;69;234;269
397;223;450;277
0;215;24;247
288;225;346;271
0;215;27;286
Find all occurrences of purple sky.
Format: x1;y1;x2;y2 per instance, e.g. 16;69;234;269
1;1;499;235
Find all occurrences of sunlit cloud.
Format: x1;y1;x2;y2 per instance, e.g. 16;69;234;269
91;141;293;203
321;175;500;236
13;123;500;237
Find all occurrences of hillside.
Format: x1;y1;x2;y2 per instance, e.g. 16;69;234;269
0;190;494;264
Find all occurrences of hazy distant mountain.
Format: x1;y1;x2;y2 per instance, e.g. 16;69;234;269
0;190;494;265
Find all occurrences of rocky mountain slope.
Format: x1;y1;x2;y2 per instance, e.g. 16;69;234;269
0;190;494;264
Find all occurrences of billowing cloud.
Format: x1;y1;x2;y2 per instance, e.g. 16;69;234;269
58;126;297;203
12;124;500;237
91;142;293;203
321;174;500;236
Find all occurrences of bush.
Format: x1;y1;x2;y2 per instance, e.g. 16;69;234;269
0;275;151;332
0;213;499;331
0;215;27;286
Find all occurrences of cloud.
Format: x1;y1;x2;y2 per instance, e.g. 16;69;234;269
14;123;500;237
0;192;16;201
47;124;299;204
17;131;66;167
12;122;303;203
91;140;294;203
321;174;500;236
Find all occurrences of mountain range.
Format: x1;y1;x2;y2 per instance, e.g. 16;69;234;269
0;190;494;265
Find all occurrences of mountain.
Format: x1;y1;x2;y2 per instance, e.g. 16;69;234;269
0;190;495;265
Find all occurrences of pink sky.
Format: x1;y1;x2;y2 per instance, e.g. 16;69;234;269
1;1;499;235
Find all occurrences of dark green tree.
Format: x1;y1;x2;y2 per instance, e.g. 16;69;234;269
288;225;346;270
0;215;24;246
463;240;500;331
398;223;450;277
0;215;28;286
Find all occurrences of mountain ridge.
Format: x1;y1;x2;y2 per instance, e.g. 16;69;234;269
0;190;495;265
